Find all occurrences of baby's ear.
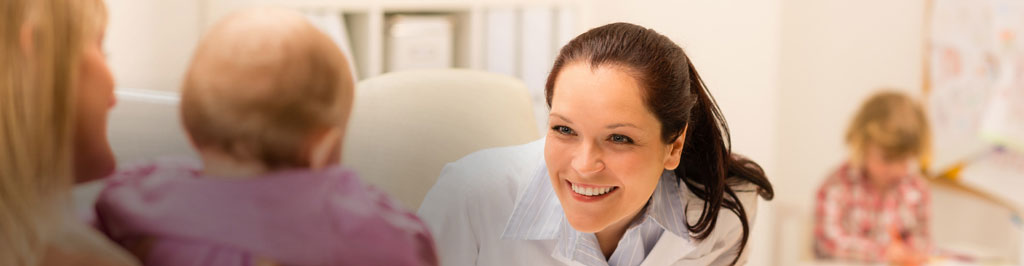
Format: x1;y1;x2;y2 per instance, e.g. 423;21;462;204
309;127;343;169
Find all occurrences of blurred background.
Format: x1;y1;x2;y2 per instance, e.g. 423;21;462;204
87;0;1024;265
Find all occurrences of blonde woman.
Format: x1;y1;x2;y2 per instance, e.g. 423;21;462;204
0;0;137;265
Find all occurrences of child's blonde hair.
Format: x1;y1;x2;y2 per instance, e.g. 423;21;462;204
845;90;931;166
180;9;354;170
0;0;107;264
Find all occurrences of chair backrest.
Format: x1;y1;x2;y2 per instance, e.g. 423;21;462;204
106;89;194;162
342;69;540;209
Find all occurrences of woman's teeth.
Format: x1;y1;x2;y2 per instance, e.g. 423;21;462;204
571;183;614;196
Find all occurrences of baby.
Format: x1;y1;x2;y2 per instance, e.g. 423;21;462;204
96;8;437;266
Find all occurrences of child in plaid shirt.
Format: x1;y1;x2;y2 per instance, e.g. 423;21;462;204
814;91;931;265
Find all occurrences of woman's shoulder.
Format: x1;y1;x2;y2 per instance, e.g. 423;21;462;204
429;138;545;199
678;179;761;262
681;178;761;239
417;138;545;239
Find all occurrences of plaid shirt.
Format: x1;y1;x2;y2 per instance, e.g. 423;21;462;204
813;162;931;262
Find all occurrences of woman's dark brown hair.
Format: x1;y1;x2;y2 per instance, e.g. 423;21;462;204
545;22;775;264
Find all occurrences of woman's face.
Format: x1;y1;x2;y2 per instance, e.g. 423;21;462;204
545;63;684;233
73;28;116;183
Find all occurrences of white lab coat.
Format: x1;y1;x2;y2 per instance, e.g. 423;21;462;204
418;139;761;266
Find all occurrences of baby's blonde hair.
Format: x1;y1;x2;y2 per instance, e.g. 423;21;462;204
0;0;107;264
180;8;354;169
845;91;931;166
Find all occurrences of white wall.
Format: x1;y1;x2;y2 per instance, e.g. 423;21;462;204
104;0;203;91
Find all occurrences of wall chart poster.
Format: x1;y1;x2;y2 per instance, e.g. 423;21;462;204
929;0;1024;169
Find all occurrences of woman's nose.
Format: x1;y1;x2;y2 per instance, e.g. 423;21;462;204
571;141;604;176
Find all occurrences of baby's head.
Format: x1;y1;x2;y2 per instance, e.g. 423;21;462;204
180;8;354;174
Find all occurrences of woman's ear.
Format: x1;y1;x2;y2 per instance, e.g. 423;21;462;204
309;127;344;170
664;125;687;170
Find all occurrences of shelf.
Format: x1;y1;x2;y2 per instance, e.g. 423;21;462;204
203;0;581;84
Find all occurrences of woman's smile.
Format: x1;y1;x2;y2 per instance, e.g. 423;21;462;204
565;179;619;202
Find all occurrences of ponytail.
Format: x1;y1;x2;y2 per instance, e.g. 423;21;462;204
676;60;774;265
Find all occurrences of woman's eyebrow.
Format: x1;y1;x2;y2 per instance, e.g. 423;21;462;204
550;113;573;124
607;123;639;129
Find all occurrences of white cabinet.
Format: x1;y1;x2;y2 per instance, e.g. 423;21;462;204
386;15;454;72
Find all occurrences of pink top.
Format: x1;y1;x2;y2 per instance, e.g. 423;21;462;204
95;158;437;266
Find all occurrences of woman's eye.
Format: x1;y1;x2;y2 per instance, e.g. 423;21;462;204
552;125;576;136
609;134;634;144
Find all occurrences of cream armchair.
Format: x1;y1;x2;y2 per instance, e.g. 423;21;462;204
342;69;540;209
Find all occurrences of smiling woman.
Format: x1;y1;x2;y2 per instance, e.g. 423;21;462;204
545;63;678;256
419;22;774;266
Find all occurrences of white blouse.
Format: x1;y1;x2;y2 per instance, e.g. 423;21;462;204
418;139;761;266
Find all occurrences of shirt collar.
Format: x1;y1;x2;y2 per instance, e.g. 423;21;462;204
645;170;690;238
500;163;563;240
